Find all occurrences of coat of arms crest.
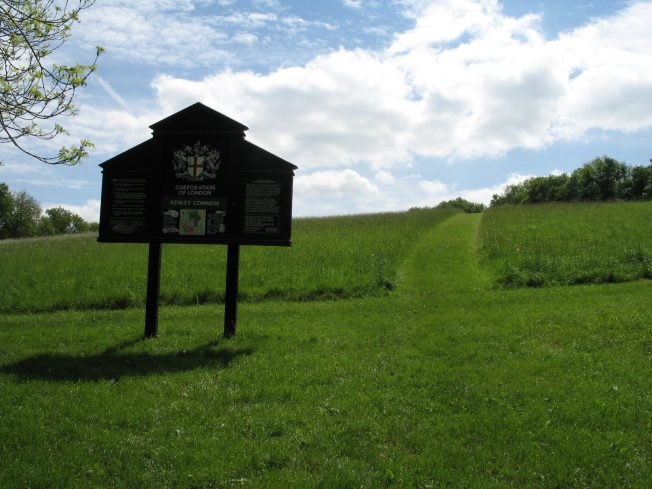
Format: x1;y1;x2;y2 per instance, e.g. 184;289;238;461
172;141;220;181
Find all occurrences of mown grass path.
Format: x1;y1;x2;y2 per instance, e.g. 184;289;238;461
0;212;650;488
401;212;487;295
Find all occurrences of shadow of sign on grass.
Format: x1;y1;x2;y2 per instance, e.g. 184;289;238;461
1;337;254;382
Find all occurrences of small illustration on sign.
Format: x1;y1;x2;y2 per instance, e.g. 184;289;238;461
179;209;206;235
162;209;180;234
173;141;220;182
207;210;226;234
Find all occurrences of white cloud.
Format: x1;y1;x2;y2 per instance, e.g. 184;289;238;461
419;179;448;195
280;15;337;32
375;170;397;184
66;106;159;154
295;169;380;198
72;0;335;68
554;3;652;137
89;0;649;171
42;199;102;222
233;32;258;44
74;3;232;67
460;173;533;205
218;11;278;27
253;0;281;7
294;169;383;216
389;0;514;51
343;0;363;9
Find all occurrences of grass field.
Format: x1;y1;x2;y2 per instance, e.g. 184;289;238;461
1;207;650;487
479;201;652;287
0;208;455;313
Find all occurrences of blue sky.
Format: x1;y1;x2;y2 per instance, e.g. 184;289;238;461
2;0;652;219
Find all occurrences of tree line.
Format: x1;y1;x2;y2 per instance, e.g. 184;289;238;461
0;182;97;239
491;156;652;206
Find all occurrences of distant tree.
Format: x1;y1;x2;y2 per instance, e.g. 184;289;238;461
491;183;528;206
629;164;652;199
561;171;581;201
436;197;485;213
525;176;560;203
549;174;572;201
5;190;41;237
574;161;599;200
0;0;102;165
591;156;628;200
43;206;89;234
489;193;503;206
71;212;89;233
36;214;56;235
0;182;14;238
645;168;652;198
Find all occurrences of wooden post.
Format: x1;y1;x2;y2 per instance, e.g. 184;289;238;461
145;242;162;338
224;243;240;338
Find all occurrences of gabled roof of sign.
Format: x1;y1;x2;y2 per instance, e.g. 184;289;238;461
99;138;153;169
243;140;298;172
149;102;249;134
100;102;297;173
99;137;298;173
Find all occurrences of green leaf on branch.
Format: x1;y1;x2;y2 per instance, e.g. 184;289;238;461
0;0;102;165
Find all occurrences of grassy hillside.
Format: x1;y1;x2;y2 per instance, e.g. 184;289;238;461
479;201;652;287
0;208;456;313
1;212;650;488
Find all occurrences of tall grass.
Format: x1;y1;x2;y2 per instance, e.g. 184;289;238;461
479;201;652;287
0;208;456;313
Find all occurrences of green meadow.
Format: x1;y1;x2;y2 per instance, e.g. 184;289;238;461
0;208;455;313
0;204;650;488
479;201;652;287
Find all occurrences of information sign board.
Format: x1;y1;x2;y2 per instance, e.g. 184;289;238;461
97;103;298;338
99;103;296;246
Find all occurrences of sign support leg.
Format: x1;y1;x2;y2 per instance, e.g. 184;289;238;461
145;242;162;338
224;243;240;338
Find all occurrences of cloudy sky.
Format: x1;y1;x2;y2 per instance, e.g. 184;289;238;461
2;0;652;220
